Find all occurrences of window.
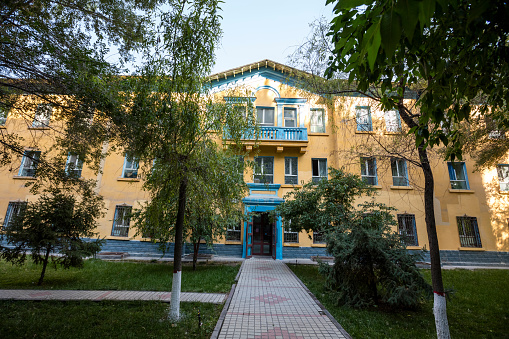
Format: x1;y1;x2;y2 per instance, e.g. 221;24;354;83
2;201;27;229
32;104;52;127
497;165;509;191
313;231;325;244
226;222;242;241
111;205;132;237
310;108;325;133
356;106;372;131
391;158;408;186
284;108;297;127
397;214;418;246
285;157;298;184
254;157;274;184
256;107;275;126
66;153;83;177
0;107;7;126
122;154;139;178
18;150;41;177
448;162;469;189
384;110;401;132
457;216;482;248
312;158;327;183
360;157;377;185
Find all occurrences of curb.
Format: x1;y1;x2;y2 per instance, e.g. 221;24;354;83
285;263;352;339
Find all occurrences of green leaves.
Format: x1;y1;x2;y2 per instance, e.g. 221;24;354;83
380;10;401;59
327;0;372;11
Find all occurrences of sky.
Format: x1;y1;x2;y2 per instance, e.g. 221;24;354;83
211;1;333;74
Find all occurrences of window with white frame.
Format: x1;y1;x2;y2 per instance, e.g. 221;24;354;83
2;201;27;229
456;216;482;248
226;221;242;241
18;150;41;177
360;157;377;185
256;107;275;126
0;107;7;126
111;205;132;237
310;108;325;133
254;156;274;184
66;153;83;177
122;154;139;179
285;157;298;184
397;214;418;246
312;158;327;183
384;110;401;132
32;104;52;128
497;165;509;191
356;106;372;131
284;220;299;243
391;158;408;186
447;162;469;189
284;108;297;127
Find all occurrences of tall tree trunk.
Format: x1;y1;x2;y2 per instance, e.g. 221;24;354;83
193;237;200;271
169;176;187;320
397;93;450;338
38;245;51;286
418;145;451;339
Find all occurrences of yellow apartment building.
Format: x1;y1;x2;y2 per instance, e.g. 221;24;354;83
1;60;508;264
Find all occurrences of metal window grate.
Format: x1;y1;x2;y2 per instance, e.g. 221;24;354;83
3;201;27;229
397;214;418;246
226;222;241;241
284;231;299;243
313;231;325;244
111;205;131;237
457;216;482;248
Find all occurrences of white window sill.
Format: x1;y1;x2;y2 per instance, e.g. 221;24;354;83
12;176;36;180
448;189;475;193
283;243;300;247
281;184;302;188
390;185;413;190
370;185;383;189
384;131;402;135
458;247;484;251
498;190;509;195
117;177;140;182
308;132;329;136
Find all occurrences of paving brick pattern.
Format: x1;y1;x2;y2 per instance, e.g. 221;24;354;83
217;258;349;339
0;289;226;304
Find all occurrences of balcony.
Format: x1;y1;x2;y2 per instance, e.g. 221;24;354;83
227;126;308;153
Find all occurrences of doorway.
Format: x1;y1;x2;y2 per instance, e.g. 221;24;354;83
252;213;272;256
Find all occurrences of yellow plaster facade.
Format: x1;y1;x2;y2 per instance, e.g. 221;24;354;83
1;60;508;258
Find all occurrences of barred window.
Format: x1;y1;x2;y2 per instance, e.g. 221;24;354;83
111;205;132;237
2;201;27;229
283;220;298;243
226;222;241;242
457;216;482;248
397;214;418;246
313;231;325;244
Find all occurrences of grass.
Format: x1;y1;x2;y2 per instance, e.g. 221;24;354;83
290;265;509;339
0;259;238;293
0;300;220;338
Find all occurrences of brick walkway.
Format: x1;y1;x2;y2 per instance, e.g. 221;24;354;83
215;258;350;339
0;289;226;304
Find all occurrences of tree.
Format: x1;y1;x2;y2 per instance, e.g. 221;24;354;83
276;168;430;308
108;1;254;319
0;177;104;285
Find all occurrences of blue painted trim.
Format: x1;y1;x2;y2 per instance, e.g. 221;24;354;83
277;104;283;127
209;67;296;90
243;203;284;260
255;85;280;98
275;98;307;104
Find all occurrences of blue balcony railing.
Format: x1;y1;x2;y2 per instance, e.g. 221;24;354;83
227;127;308;141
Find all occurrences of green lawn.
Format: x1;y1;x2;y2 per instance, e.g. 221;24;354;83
290;265;509;339
0;300;220;338
0;259;238;293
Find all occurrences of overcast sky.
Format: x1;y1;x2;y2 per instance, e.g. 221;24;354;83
212;1;333;74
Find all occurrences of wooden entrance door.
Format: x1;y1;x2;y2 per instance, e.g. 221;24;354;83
252;213;272;256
